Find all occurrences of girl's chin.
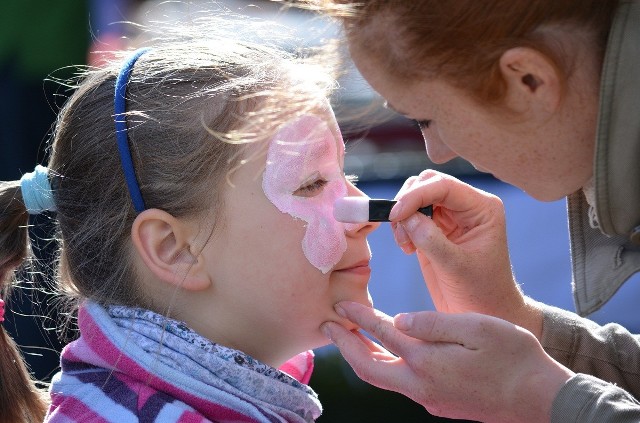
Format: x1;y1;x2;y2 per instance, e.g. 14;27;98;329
355;294;374;309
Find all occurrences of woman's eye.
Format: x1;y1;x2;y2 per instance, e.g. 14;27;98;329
416;120;431;130
294;179;328;197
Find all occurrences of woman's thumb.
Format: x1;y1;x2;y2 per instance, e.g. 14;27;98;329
401;213;457;263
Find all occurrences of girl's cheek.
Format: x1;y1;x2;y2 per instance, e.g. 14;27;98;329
264;177;348;274
298;180;348;273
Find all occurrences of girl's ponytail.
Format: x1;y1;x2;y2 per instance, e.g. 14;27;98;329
0;181;29;284
0;179;48;422
0;325;48;422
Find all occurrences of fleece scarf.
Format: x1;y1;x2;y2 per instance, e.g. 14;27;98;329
45;302;321;422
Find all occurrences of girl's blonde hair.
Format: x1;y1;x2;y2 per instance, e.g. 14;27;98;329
0;14;338;421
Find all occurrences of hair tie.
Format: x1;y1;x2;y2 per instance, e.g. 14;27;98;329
0;299;5;323
20;165;56;214
114;47;151;214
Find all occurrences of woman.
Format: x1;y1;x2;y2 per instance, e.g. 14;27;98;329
305;0;640;421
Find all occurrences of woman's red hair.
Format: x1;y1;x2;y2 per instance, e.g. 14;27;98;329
306;0;619;105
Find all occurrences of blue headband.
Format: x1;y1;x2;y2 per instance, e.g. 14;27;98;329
20;165;56;214
114;48;151;213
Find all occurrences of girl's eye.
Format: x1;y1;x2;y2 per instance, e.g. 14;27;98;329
294;178;328;197
416;120;431;130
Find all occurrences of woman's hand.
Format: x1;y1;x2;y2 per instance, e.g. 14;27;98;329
390;170;542;336
322;301;574;423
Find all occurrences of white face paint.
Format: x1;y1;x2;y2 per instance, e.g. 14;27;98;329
262;112;349;273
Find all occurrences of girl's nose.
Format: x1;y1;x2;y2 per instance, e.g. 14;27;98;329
342;181;380;236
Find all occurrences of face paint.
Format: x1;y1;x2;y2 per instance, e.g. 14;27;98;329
262;113;348;274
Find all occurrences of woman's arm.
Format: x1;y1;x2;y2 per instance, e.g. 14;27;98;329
541;303;640;395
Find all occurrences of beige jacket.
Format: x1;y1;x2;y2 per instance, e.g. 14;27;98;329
543;0;640;420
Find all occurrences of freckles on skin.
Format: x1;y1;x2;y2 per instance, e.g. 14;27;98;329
262;114;348;273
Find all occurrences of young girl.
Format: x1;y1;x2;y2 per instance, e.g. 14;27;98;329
0;17;378;423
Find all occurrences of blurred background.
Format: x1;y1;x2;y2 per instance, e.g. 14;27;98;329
3;1;640;422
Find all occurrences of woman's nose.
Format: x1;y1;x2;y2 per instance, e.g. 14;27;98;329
421;128;458;164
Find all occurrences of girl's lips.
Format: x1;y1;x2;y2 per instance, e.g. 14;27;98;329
345;265;371;276
335;260;371;275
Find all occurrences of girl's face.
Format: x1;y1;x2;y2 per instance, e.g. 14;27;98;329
348;37;598;202
198;109;378;367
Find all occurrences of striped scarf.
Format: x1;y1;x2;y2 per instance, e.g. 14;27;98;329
45;302;322;422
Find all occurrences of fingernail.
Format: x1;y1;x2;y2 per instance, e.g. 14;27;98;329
394;313;413;331
321;323;334;341
389;202;402;220
395;224;410;245
402;214;421;232
400;244;415;255
334;303;347;318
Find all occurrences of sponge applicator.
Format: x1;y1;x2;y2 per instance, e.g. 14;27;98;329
333;197;432;223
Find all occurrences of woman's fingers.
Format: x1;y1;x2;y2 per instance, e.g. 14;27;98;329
322;322;398;363
384;170;523;322
324;306;572;422
321;319;413;392
334;301;418;358
394;310;510;347
391;170;498;224
389;170;503;257
391;221;415;253
399;212;459;265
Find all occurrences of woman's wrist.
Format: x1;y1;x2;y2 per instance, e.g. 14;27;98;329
490;294;544;340
519;297;544;340
514;355;575;422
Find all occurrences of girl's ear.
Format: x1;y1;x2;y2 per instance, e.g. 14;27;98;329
131;209;211;291
499;47;561;115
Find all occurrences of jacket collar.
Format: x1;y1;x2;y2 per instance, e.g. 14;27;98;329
594;0;640;236
568;0;640;316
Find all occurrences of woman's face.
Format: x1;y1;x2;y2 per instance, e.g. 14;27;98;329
199;109;379;367
348;35;599;202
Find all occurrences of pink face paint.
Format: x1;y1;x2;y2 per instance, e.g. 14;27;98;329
262;112;348;273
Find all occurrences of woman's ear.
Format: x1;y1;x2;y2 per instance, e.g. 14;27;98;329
131;208;211;291
499;47;561;115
